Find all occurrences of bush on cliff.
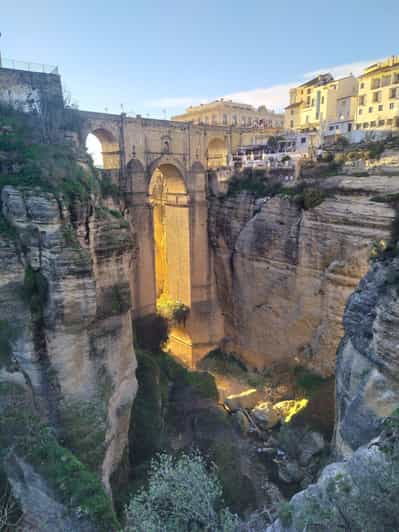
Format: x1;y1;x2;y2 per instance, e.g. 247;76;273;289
0;104;99;204
124;451;240;532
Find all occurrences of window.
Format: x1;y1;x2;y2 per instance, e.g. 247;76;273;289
371;78;381;89
359;95;366;105
311;98;315;106
389;102;395;110
321;96;325;104
306;96;311;105
356;124;361;130
359;108;363;115
241;117;246;125
291;109;294;115
390;88;398;98
387;119;393;125
378;120;385;126
329;126;334;131
378;104;383;111
307;88;311;94
290;120;294;128
360;82;365;89
382;75;391;87
232;115;237;125
363;122;369;128
335;125;339;130
368;107;373;113
394;73;399;84
223;114;227;125
372;91;381;103
370;121;376;127
301;137;306;144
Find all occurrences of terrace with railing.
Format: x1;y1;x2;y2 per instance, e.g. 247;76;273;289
0;57;59;75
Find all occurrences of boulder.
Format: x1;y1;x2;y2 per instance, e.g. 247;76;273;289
276;457;304;484
273;399;308;423
252;401;280;429
298;431;325;466
232;410;251;434
224;388;263;411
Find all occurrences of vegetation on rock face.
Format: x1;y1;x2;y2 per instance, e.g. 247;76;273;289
124;451;240;532
58;400;107;473
278;410;399;532
23;266;48;317
0;381;119;531
156;293;190;324
0;103;101;206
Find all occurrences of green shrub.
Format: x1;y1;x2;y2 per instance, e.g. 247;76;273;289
294;366;327;393
100;175;119;199
124;451;240;532
278;501;293;526
303;187;326;210
129;350;164;466
227;175;282;198
0;382;118;531
156;294;190;324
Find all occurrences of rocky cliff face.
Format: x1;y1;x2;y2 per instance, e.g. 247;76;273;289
335;256;399;457
0;184;137;529
265;251;399;532
210;177;397;376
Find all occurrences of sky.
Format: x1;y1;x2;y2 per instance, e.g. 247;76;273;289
1;0;399;119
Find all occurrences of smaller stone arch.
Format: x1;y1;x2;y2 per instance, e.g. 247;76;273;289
87;127;120;170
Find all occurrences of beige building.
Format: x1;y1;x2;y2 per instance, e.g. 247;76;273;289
173;99;284;128
355;55;399;133
285;74;358;137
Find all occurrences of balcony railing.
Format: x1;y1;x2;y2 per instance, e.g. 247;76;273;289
0;57;59;75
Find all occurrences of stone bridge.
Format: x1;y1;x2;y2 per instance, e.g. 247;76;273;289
75;110;248;365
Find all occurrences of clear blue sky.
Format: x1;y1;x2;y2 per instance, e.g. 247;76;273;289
2;0;398;118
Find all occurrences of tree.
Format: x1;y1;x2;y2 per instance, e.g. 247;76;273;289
124;451;240;532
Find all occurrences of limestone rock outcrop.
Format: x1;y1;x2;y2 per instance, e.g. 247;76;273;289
210;177;396;376
265;248;399;531
0;184;137;527
335;256;399;457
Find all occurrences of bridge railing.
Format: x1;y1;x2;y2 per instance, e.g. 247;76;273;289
0;57;59;75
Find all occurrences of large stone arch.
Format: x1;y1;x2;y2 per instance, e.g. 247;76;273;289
147;155;187;189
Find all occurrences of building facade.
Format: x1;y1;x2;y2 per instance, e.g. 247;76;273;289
285;74;358;138
173;99;284;129
355;56;399;133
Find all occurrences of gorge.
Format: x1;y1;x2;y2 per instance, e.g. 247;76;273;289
0;68;399;531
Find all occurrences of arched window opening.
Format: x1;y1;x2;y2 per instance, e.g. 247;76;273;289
85;128;120;170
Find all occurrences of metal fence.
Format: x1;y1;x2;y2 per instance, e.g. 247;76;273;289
0;57;59;75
